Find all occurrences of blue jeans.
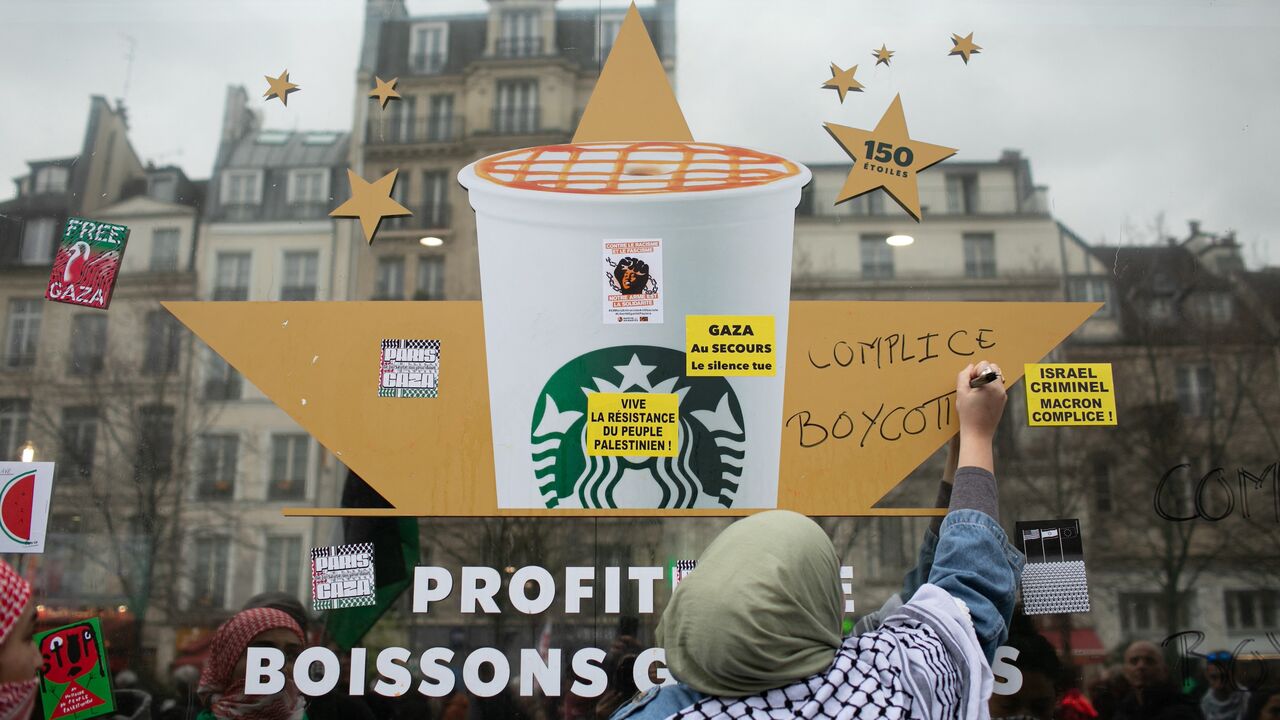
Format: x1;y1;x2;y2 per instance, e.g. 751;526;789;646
901;509;1025;662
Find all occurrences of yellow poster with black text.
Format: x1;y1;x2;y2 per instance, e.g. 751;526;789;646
686;315;776;376
1024;363;1117;426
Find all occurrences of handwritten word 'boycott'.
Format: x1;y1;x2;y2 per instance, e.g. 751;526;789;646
808;328;996;371
787;390;955;448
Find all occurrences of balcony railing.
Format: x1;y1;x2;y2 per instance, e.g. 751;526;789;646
383;203;451;232
2;353;36;369
366;116;464;146
410;52;448;74
492;107;540;135
212;287;249;301
280;286;317;301
495;37;543;58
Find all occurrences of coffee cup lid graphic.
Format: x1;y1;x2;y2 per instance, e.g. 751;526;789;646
460;140;810;510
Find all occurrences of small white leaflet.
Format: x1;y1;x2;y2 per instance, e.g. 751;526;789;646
0;463;54;554
602;239;663;324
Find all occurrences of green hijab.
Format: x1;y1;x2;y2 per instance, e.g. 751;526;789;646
656;510;843;697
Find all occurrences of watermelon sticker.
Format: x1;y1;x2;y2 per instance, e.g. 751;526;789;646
0;462;54;554
34;617;116;720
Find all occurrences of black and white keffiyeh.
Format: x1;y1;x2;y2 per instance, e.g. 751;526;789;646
673;619;958;719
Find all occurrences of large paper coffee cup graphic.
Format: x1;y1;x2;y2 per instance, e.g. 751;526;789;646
460;141;810;509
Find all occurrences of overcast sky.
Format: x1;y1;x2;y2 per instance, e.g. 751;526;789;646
3;0;1277;264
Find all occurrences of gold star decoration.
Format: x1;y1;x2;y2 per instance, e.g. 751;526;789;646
873;44;895;67
263;69;300;106
821;63;865;103
948;33;982;64
368;76;401;109
824;94;958;222
329;169;412;243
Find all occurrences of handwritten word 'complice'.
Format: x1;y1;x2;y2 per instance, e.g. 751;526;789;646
808;328;996;370
786;390;954;448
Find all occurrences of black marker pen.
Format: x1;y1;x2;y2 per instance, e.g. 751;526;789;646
968;370;999;388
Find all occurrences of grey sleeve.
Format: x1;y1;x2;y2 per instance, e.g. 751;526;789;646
949;466;998;520
928;481;954;535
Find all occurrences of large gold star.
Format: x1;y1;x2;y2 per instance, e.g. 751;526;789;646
949;32;982;64
872;44;895;67
329;169;412;243
263;69;300;106
368;76;400;109
824;94;957;222
821;63;864;103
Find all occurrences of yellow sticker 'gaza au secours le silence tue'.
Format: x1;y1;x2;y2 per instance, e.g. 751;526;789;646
1024;363;1117;426
686;315;776;376
587;392;679;457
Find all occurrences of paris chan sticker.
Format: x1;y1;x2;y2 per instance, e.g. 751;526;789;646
379;339;440;398
311;543;376;611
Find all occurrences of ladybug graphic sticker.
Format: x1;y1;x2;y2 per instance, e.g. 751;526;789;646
0;462;54;554
34;617;116;720
45;217;131;310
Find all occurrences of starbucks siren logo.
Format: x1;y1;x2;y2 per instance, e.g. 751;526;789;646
531;346;745;509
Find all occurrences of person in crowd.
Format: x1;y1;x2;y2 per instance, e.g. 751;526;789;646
1088;665;1131;720
241;593;375;720
1113;641;1200;719
1200;652;1249;720
197;608;306;720
1243;691;1280;720
612;361;1024;719
990;615;1062;720
0;559;40;720
594;635;643;719
157;665;201;720
1058;665;1099;720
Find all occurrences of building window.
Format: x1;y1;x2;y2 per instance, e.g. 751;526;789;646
410;22;448;73
34;166;69;194
1119;591;1190;633
281;251;319;301
416;256;445;300
148;173;176;202
963;233;996;278
1067;277;1113;317
427;94;457;142
1224;590;1278;632
263;535;303;595
19;217;56;265
143;311;182;374
4;300;42;368
877;517;905;575
382;95;416;144
287;168;330;205
213;252;251;300
846;192;885;216
375;257;405;300
0;400;31;460
945;173;979;214
796;183;815;217
221;170;262;205
600;14;626;60
149;227;181;272
1175;364;1214;417
860;235;894;280
191;536;231;609
1148;296;1175;323
134;405;175;482
60;407;98;483
498;10;541;57
69;314;108;375
204;351;242;401
494;80;539;134
1202;292;1234;324
269;434;309;500
197;434;238;500
422;171;448;227
1092;455;1112;513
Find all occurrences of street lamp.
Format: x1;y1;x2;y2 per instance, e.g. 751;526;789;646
18;441;35;463
419;236;444;247
886;234;915;247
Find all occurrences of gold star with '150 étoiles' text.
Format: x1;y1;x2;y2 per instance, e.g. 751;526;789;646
949;33;982;64
263;69;300;106
330;169;412;243
369;76;400;109
821;63;864;103
873;44;895;67
824;94;957;222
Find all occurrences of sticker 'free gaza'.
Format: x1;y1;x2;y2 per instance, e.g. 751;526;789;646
45;218;131;310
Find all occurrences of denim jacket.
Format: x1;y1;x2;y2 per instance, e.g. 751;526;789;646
610;508;1024;719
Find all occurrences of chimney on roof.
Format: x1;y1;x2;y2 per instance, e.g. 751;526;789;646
1000;149;1021;162
1188;219;1201;237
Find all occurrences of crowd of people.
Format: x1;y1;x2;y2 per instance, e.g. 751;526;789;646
1;362;1277;719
